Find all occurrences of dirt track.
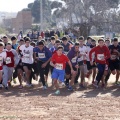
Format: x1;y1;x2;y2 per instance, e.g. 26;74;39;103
0;74;120;120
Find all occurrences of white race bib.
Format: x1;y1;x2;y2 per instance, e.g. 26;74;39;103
6;57;11;64
38;53;45;59
71;57;77;63
97;54;104;60
24;54;30;62
55;63;63;70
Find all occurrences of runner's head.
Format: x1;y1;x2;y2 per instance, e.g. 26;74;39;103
0;42;4;52
62;37;68;45
105;39;110;47
79;36;84;46
51;36;55;44
6;43;12;50
19;38;25;45
87;36;92;44
38;41;44;50
55;40;61;48
56;45;64;56
25;37;30;47
30;42;36;47
98;38;104;47
74;42;80;52
113;37;118;46
91;39;96;46
11;36;17;44
2;36;8;44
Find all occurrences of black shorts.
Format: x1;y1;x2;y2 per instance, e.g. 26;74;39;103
109;59;120;71
65;64;77;75
78;61;83;66
86;61;96;70
22;63;33;70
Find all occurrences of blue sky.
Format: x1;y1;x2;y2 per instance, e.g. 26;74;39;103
0;0;35;12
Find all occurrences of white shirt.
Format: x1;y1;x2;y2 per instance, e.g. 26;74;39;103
0;51;6;66
19;45;34;64
78;45;87;61
86;46;95;61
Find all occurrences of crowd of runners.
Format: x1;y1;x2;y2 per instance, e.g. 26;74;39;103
0;33;119;95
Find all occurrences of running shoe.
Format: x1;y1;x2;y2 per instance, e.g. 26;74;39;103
42;86;47;90
79;84;86;89
68;86;73;91
54;90;60;95
92;81;98;88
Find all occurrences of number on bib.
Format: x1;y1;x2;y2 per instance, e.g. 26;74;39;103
24;54;30;62
71;57;76;63
97;54;104;60
55;63;63;70
6;57;11;64
38;53;45;59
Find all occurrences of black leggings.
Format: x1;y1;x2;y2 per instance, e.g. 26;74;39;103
38;61;50;86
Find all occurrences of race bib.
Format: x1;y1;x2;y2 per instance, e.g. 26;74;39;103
71;57;77;63
24;54;30;62
97;54;104;60
55;63;63;70
6;57;11;64
38;53;45;59
110;55;117;60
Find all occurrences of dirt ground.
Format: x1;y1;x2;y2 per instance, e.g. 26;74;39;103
0;74;120;120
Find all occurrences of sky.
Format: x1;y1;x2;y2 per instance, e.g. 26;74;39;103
0;0;35;12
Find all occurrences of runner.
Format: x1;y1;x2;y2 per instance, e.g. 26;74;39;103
86;39;96;83
109;38;120;85
66;43;80;91
78;36;87;88
2;36;8;47
3;43;19;90
61;36;72;55
49;40;61;54
86;36;92;46
0;42;6;89
89;38;110;88
33;41;52;89
11;36;19;50
48;36;56;49
50;45;75;95
105;39;110;47
19;37;34;87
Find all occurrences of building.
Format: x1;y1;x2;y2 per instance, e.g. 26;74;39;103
13;11;32;33
4;11;32;33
